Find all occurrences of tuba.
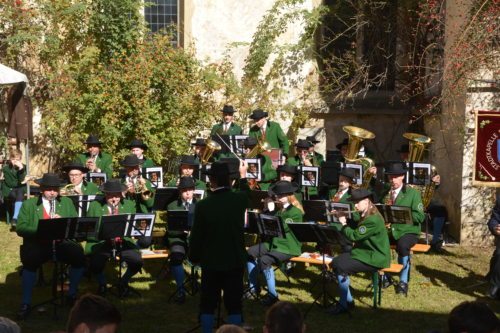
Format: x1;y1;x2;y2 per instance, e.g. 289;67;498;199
343;126;376;189
403;132;436;210
246;141;272;158
201;139;222;164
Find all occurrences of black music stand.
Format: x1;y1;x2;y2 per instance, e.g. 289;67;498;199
152;187;178;211
249;190;269;210
303;200;329;222
67;194;102;217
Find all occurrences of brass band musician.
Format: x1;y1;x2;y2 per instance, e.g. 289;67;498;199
120;155;155;213
61;162;100;195
76;135;113;179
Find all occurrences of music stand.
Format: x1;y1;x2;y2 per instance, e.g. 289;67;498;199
152;187;178;211
303;200;329;222
67;194;102;217
249;190;269;210
376;204;414;225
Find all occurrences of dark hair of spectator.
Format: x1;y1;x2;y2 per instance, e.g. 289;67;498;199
264;301;304;333
66;293;121;333
448;301;499;333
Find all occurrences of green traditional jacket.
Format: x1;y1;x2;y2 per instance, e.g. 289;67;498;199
167;177;206;191
79;181;100;195
86;199;137;255
140;158;156;168
264;205;303;257
314;151;325;166
248;120;289;156
257;154;277;186
380;185;425;240
16;196;78;245
166;199;196;246
76;152;114;179
342;213;391;269
189;188;249;271
1;164;27;197
328;188;360;230
123;177;155;213
210;122;243;136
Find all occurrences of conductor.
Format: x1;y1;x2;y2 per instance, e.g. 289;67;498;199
188;160;249;332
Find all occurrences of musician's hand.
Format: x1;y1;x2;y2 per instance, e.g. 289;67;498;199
303;158;312;166
127;182;136;193
338;216;347;225
493;225;500;236
432;174;441;185
53;213;61;219
86;160;96;171
368;166;377;175
74;187;82;195
239;160;248;178
12;160;23;170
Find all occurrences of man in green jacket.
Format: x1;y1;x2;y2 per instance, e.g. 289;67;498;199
189;161;249;332
248;109;289;162
166;155;206;190
2;148;27;226
243;137;277;190
306;135;325;166
61;162;100;195
210;105;243;137
87;179;142;297
380;161;425;295
126;138;155;168
121;155;155;213
16;173;85;319
76;135;113;179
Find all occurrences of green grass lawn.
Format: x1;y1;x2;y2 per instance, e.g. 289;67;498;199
0;222;498;333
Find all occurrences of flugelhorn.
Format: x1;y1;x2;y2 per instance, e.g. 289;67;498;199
201;139;222;164
342;126;376;189
60;183;78;196
246;141;272;158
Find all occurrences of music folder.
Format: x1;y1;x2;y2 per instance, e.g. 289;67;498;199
37;217;99;241
257;214;286;239
98;214;131;240
152;187;178;211
167;210;190;231
376;204;414;225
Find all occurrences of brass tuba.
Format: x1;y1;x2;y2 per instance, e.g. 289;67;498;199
201;139;222;164
403;132;436;209
343;126;376;189
246;141;272;158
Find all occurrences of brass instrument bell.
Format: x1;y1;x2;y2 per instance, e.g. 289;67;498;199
403;133;432;162
342;126;376;189
201;139;222;164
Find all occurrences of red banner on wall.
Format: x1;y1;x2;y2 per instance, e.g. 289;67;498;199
473;110;500;187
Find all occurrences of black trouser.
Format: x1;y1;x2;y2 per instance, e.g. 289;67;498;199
200;267;244;315
9;187;25;201
135;236;153;249
331;253;377;276
393;234;419;257
20;240;86;271
89;242;143;276
169;243;187;266
247;244;292;271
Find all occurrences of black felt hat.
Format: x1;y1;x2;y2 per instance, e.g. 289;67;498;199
348;189;373;202
219;158;241;180
61;161;89;174
243;137;258;148
336;138;349;150
397;144;409;153
384;161;407;175
221;105;236;114
178;176;196;190
206;161;230;177
120;154;143;167
306;136;320;144
35;173;66;187
339;167;356;182
100;179;127;193
277;164;297;175
179;155;199;166
85;134;102;146
248;109;268;120
191;138;206;147
126;139;148;150
268;180;299;196
295;139;312;149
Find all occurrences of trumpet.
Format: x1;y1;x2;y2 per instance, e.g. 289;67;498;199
129;176;152;201
86;153;98;171
60;183;79;196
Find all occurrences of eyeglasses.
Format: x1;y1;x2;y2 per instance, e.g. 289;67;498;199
69;173;83;178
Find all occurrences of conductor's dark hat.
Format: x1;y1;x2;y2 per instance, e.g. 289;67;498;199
178;176;196;190
348;189;373;202
339;168;356;182
221;105;236;114
85;134;102;146
397;144;409;154
295;139;312;149
219;158;241;180
306;136;320;144
384;161;407;175
179;155;199;166
243;137;258;148
336;138;349;150
206;161;230;177
191;138;206;147
100;179;127;193
35;173;66;188
126;139;148;150
277;164;297;176
120;154;143;167
248;109;268;120
268;180;299;196
61;161;89;174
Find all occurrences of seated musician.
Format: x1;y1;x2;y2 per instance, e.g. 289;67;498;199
166;155;206;190
191;138;207;164
87;179;143;297
286;139;317;167
380;161;425;295
16;173;85;319
166;177;198;304
306;135;324;166
327;188;390;315
248;109;289;164
243;137;277;191
246;180;303;306
126;139;155;168
121;155;155;213
76;135;113;179
2;149;27;227
210;105;243;136
335;138;349;161
61;161;100;195
277;164;302;203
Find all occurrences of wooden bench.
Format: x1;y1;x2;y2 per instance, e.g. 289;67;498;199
390;243;431;253
372;263;404;308
140;249;169;260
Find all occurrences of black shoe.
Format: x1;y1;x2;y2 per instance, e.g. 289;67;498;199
487;285;499;299
325;303;348;315
243;288;260;300
17;303;31;320
173;291;186;305
10;219;17;226
97;284;107;297
395;282;408;295
260;293;279;306
382;276;393;289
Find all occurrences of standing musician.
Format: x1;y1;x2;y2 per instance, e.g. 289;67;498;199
126;139;155;168
166;155;206;190
248;109;289;163
246;180;303;306
305;135;325;166
76;135;113;179
2;148;27;227
286;139;319;167
243;137;277;191
121;155;155;213
191;138;207;164
188;161;249;332
86;179;143;297
327;189;390;315
166;177;198;304
380;161;425;295
210;105;243;136
16;173;85;319
61;162;100;195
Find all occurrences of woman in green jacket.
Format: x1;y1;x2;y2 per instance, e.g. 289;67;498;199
328;189;391;315
246;180;303;306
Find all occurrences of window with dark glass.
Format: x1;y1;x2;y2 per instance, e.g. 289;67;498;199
144;0;179;42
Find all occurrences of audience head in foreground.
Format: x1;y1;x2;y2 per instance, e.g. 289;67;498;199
263;301;305;333
67;294;121;333
448;301;499;333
